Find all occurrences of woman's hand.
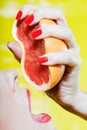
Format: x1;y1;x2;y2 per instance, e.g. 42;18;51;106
8;4;87;120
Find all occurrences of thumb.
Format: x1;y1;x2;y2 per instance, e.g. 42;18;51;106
7;42;22;62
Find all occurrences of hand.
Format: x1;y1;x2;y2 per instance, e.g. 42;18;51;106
8;4;87;120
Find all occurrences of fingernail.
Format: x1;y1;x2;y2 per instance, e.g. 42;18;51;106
16;11;22;20
31;29;42;38
38;57;48;64
24;14;34;25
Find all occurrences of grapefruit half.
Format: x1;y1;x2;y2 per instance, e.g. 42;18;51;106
12;16;67;91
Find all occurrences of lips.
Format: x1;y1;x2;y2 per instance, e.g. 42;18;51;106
26;89;51;123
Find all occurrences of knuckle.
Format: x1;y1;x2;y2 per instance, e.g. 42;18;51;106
58;10;66;21
75;55;82;66
67;28;73;38
75;45;80;53
34;7;44;19
77;56;82;65
58;9;64;16
68;50;81;66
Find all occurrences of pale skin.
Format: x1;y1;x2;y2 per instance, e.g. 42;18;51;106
0;69;55;130
12;4;87;120
0;4;87;130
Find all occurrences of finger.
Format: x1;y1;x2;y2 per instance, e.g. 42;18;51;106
7;42;22;62
16;4;38;20
24;7;67;26
31;25;79;52
38;51;81;66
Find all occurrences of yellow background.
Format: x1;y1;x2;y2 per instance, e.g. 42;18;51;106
0;0;87;130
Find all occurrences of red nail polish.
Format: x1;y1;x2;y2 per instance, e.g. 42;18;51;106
38;57;48;64
24;14;34;25
31;29;42;38
16;11;22;20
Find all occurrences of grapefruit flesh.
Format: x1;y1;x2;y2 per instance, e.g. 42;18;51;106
16;18;50;86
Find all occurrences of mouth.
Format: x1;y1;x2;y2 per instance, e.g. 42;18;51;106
26;89;51;123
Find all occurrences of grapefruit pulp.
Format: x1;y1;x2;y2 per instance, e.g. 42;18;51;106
12;16;67;91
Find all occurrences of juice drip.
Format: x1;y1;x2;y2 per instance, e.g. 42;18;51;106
42;92;48;114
